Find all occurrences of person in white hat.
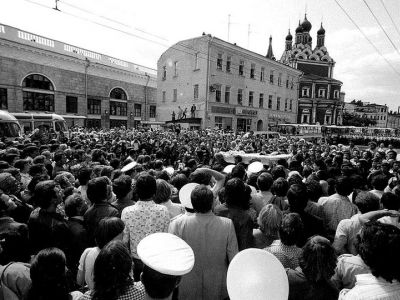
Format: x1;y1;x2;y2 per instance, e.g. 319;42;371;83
137;232;195;300
169;185;238;299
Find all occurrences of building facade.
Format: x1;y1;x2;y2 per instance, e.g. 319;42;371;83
0;24;157;128
387;112;400;128
280;15;344;125
344;102;388;127
157;34;302;131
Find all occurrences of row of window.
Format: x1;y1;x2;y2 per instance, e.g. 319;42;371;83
216;54;295;88
161;56;295;90
301;87;340;99
161;87;294;112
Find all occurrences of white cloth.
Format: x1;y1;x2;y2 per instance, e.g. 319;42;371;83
339;273;400;300
78;247;100;290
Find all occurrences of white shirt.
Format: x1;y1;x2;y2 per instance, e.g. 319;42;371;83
339;273;400;300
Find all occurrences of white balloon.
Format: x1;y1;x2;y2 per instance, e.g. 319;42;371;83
247;161;264;174
223;164;235;174
178;183;199;209
227;248;289;300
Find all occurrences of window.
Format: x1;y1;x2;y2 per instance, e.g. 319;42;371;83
277;97;281;110
22;74;55;111
239;60;244;76
174;61;178;77
194;84;199;100
270;70;274;83
162;91;166;102
302;114;309;123
226;56;231;72
215;116;223;129
284;98;288;111
87;99;101;115
194;53;199;70
286;77;289;88
250;64;255;79
290;99;293;111
291;78;294;89
66;96;77;113
260;67;265;81
134;104;142;117
249;91;254;107
215;84;221;102
268;95;273;109
237;89;243;105
259;93;264;108
225;86;230;103
162;66;166;80
318;89;326;98
149;106;156;118
110;101;127;116
217;53;223;70
173;89;177;102
110;88;127;100
302;87;310;97
333;90;339;99
86;119;101;128
0;88;7;109
278;73;282;86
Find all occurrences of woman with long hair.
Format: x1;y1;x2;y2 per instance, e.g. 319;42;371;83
27;247;82;300
80;240;145;300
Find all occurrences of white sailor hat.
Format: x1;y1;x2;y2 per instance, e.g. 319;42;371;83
179;183;199;209
247;161;264;174
223;164;235;174
227;248;288;300
121;161;137;173
137;233;194;276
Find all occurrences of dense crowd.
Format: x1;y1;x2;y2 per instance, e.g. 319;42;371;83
0;126;400;300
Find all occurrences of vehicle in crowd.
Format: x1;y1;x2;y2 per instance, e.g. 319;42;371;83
12;112;69;139
272;124;323;140
0;110;22;141
244;131;281;139
322;125;399;139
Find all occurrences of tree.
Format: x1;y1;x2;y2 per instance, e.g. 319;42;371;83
342;112;377;127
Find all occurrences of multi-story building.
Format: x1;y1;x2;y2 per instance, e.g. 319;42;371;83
280;15;344;125
157;34;302;131
387;111;400;128
344;101;388;127
0;24;157;128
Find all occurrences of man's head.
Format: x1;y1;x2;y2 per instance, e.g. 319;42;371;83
335;176;353;197
354;191;380;214
257;172;273;192
112;175;132;200
287;183;308;212
371;174;389;192
279;213;304;246
34;180;63;209
358;221;400;283
190;185;214;213
87;177;111;204
136;172;157;201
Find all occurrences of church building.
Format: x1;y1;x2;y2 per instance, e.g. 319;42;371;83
280;15;345;125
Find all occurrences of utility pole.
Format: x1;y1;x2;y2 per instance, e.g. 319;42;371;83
227;14;231;42
247;24;251;48
53;0;60;11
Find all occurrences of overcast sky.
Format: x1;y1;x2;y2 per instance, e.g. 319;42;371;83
2;0;400;111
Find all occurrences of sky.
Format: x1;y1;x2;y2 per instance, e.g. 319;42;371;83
1;0;400;111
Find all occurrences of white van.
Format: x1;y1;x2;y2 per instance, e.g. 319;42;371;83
0;110;22;141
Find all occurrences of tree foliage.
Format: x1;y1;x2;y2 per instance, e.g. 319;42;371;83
342;112;377;127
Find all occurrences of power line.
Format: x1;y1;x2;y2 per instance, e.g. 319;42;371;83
333;0;400;77
362;0;400;58
22;0;288;79
379;0;400;40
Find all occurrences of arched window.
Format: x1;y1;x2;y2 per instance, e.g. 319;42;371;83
110;88;127;100
22;74;55;111
109;88;127;116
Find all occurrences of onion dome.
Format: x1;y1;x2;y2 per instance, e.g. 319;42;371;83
286;29;293;41
301;14;312;32
295;21;303;33
317;23;325;35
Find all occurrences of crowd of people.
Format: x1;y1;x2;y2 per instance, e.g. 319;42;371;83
0;126;400;300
